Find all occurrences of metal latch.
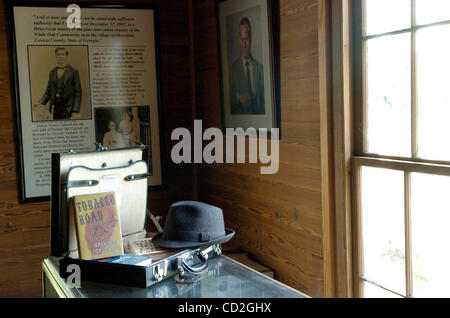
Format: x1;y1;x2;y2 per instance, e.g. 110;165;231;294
153;263;164;282
124;173;150;181
62;180;99;188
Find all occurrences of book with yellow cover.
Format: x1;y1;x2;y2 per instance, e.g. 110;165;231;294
71;192;124;260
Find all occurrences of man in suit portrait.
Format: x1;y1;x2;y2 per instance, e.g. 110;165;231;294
35;47;82;120
229;17;265;115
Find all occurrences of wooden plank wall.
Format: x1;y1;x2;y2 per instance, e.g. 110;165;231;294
0;0;332;298
0;0;194;297
192;0;326;297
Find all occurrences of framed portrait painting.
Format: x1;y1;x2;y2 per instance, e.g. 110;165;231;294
8;2;165;201
217;0;280;133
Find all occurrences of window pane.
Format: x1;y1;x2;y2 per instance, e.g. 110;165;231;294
416;0;450;25
365;34;411;157
364;0;411;36
411;173;450;297
364;282;403;298
361;167;406;296
417;25;450;161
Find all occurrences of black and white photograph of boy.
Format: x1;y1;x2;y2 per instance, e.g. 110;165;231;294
28;45;91;121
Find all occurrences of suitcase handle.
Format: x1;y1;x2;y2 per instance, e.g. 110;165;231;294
177;250;208;276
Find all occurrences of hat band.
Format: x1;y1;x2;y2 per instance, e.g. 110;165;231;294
164;229;226;243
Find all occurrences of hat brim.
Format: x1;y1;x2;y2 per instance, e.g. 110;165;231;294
151;229;235;249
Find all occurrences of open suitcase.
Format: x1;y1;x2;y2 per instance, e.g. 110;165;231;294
50;146;222;288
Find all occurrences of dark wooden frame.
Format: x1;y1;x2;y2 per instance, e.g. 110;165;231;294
215;0;281;136
7;1;166;202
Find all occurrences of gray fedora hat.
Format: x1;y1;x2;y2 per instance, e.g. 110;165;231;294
152;201;235;249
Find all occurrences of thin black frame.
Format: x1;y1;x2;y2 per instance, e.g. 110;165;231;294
215;0;281;137
7;1;166;203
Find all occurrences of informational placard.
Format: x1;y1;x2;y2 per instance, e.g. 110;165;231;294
9;4;164;201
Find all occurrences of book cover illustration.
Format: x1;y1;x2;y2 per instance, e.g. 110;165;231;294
72;192;124;260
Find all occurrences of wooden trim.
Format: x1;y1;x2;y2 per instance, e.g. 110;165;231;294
363;27;412;40
331;0;353;298
353;156;450;176
411;0;418;158
356;152;450;167
352;0;364;155
318;0;336;298
406;3;415;294
351;161;363;297
404;172;413;297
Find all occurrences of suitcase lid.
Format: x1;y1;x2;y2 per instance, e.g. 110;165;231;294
50;146;150;257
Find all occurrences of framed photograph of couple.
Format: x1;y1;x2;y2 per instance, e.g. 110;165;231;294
217;0;280;133
8;2;165;201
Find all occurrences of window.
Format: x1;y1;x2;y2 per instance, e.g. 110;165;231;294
353;0;450;298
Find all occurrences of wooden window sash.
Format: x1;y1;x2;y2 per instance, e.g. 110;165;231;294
352;156;450;297
352;0;450;298
357;1;450;160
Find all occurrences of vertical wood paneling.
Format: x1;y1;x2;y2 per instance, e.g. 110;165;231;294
318;0;335;298
193;0;328;297
0;0;193;297
331;0;353;298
